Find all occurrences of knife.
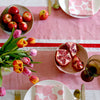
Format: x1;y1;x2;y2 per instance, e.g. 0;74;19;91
15;91;21;100
81;84;85;100
48;0;52;15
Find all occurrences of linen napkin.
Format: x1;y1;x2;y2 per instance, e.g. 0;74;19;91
68;0;93;16
34;84;65;100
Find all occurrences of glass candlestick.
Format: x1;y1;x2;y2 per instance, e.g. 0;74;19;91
81;55;100;82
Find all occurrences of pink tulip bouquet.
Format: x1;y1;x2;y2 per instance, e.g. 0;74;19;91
0;28;40;96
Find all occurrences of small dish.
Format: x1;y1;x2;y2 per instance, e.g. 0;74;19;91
0;4;33;35
24;80;74;100
58;0;100;18
55;43;88;74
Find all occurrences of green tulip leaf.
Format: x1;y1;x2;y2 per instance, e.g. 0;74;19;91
29;69;37;73
0;58;3;63
0;28;15;51
0;68;2;87
2;63;13;68
4;36;26;52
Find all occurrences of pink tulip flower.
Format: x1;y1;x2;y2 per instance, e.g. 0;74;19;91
28;49;37;56
28;63;34;68
0;87;6;96
21;57;31;65
23;67;32;76
13;29;22;38
29;75;39;84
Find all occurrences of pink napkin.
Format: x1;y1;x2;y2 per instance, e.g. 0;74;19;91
68;0;93;16
34;85;64;100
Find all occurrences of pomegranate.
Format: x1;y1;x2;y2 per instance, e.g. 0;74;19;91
55;49;72;66
66;42;77;57
72;55;84;71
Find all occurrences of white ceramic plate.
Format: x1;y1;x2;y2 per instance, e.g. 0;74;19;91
58;0;100;18
24;80;74;100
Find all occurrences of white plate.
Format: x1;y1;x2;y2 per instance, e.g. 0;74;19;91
58;0;100;18
24;80;74;100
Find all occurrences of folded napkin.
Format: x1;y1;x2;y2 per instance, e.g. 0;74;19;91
68;0;93;16
34;84;64;100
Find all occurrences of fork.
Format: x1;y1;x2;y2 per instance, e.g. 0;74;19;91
15;91;21;100
48;0;52;15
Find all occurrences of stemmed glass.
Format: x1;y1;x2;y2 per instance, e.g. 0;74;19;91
81;55;100;82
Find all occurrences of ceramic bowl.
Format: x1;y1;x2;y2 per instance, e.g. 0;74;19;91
0;4;34;35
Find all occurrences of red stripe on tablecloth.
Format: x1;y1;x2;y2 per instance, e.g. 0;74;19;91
0;43;100;48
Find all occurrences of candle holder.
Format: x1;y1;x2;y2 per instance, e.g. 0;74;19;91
81;55;100;82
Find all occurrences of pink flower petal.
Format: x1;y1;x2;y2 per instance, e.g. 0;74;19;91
49;94;57;100
58;89;63;95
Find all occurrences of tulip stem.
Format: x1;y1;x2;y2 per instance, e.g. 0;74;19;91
10;46;18;51
0;67;2;87
0;50;25;57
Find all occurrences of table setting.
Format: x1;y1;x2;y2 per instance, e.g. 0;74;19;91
0;0;100;100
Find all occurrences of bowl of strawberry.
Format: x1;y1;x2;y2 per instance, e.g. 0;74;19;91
0;4;33;35
55;42;88;74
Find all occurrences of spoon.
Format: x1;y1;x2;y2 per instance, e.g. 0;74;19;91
53;0;60;9
74;89;81;100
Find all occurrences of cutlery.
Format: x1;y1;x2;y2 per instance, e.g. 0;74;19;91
74;89;81;100
54;0;58;5
15;91;21;100
53;0;60;9
81;84;85;100
48;0;52;15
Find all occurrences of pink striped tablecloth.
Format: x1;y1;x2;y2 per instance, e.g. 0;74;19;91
0;1;100;99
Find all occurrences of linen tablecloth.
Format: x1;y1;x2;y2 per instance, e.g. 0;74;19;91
0;0;100;100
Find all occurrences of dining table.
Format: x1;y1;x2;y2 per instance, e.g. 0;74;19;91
0;0;100;100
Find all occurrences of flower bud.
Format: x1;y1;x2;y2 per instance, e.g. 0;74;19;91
21;57;31;65
28;49;37;56
0;87;6;96
23;67;31;76
28;63;34;68
27;38;35;45
17;39;28;48
13;29;22;38
29;75;39;84
13;60;23;73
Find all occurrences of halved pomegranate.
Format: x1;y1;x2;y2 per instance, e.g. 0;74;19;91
72;55;84;71
55;49;72;66
66;42;77;57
